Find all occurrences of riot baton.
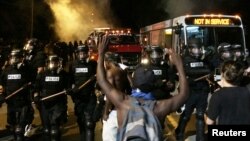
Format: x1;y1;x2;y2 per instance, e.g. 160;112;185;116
5;82;32;100
194;74;210;82
41;74;96;101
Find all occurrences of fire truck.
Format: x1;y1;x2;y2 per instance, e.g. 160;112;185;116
87;28;143;72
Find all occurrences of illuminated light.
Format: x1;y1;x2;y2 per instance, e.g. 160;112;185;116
193;18;230;25
203;14;207;17
165;29;172;35
141;58;149;64
144;38;148;42
210;14;214;17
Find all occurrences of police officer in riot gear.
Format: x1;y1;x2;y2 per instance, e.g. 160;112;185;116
175;38;212;141
0;49;32;141
147;46;176;100
33;55;68;141
23;38;46;76
68;44;97;141
218;43;249;86
23;38;47;136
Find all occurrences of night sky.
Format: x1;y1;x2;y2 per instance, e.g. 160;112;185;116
0;0;250;46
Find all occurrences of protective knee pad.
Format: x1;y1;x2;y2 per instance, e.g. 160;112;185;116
43;127;50;135
15;126;24;135
85;121;95;130
15;126;24;141
196;112;205;121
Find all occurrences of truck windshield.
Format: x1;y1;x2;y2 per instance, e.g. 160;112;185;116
109;35;139;45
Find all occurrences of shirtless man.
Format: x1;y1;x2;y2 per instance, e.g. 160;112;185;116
97;35;189;140
102;52;131;141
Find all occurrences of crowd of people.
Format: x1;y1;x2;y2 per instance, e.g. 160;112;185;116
0;36;249;141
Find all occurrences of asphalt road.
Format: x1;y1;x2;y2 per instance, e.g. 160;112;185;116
0;95;199;141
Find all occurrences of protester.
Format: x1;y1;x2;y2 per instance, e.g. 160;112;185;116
206;60;250;125
97;35;189;141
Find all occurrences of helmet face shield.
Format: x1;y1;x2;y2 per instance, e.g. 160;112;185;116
23;44;34;53
9;49;23;66
77;51;88;61
47;56;61;71
221;51;233;61
189;45;202;59
149;46;163;65
150;51;163;59
9;56;21;65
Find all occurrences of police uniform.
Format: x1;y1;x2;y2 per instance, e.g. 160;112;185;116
0;49;32;141
34;55;68;141
23;39;47;130
175;39;212;141
68;45;97;141
143;46;176;100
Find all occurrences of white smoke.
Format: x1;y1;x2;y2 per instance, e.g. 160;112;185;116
45;0;112;42
163;0;217;18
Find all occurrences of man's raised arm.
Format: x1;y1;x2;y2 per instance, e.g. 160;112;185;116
155;49;189;117
96;36;124;109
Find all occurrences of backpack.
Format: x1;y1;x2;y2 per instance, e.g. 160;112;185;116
117;97;163;141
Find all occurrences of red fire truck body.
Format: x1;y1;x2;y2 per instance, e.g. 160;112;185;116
87;28;143;71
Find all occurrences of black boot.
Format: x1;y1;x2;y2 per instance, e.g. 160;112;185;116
196;119;205;141
175;115;189;141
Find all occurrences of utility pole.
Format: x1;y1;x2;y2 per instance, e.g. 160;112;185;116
30;0;34;38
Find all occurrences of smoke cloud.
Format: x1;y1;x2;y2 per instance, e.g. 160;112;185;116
45;0;112;42
162;0;226;18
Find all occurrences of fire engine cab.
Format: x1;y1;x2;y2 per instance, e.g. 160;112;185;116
87;28;143;72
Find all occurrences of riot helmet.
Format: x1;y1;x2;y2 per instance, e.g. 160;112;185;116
46;55;62;72
76;44;89;62
149;46;164;65
217;42;233;61
231;44;244;61
9;49;23;66
23;38;38;55
188;38;203;59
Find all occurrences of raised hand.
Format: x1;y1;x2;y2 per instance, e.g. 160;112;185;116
98;35;110;55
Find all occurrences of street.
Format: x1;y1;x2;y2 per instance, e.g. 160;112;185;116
0;96;198;141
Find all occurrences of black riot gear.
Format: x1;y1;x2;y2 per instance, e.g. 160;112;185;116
149;46;164;65
68;51;97;141
76;45;89;62
175;38;212;141
188;38;203;59
231;44;245;61
0;52;32;141
23;38;38;55
9;49;23;66
217;42;233;61
46;55;62;73
34;64;68;141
